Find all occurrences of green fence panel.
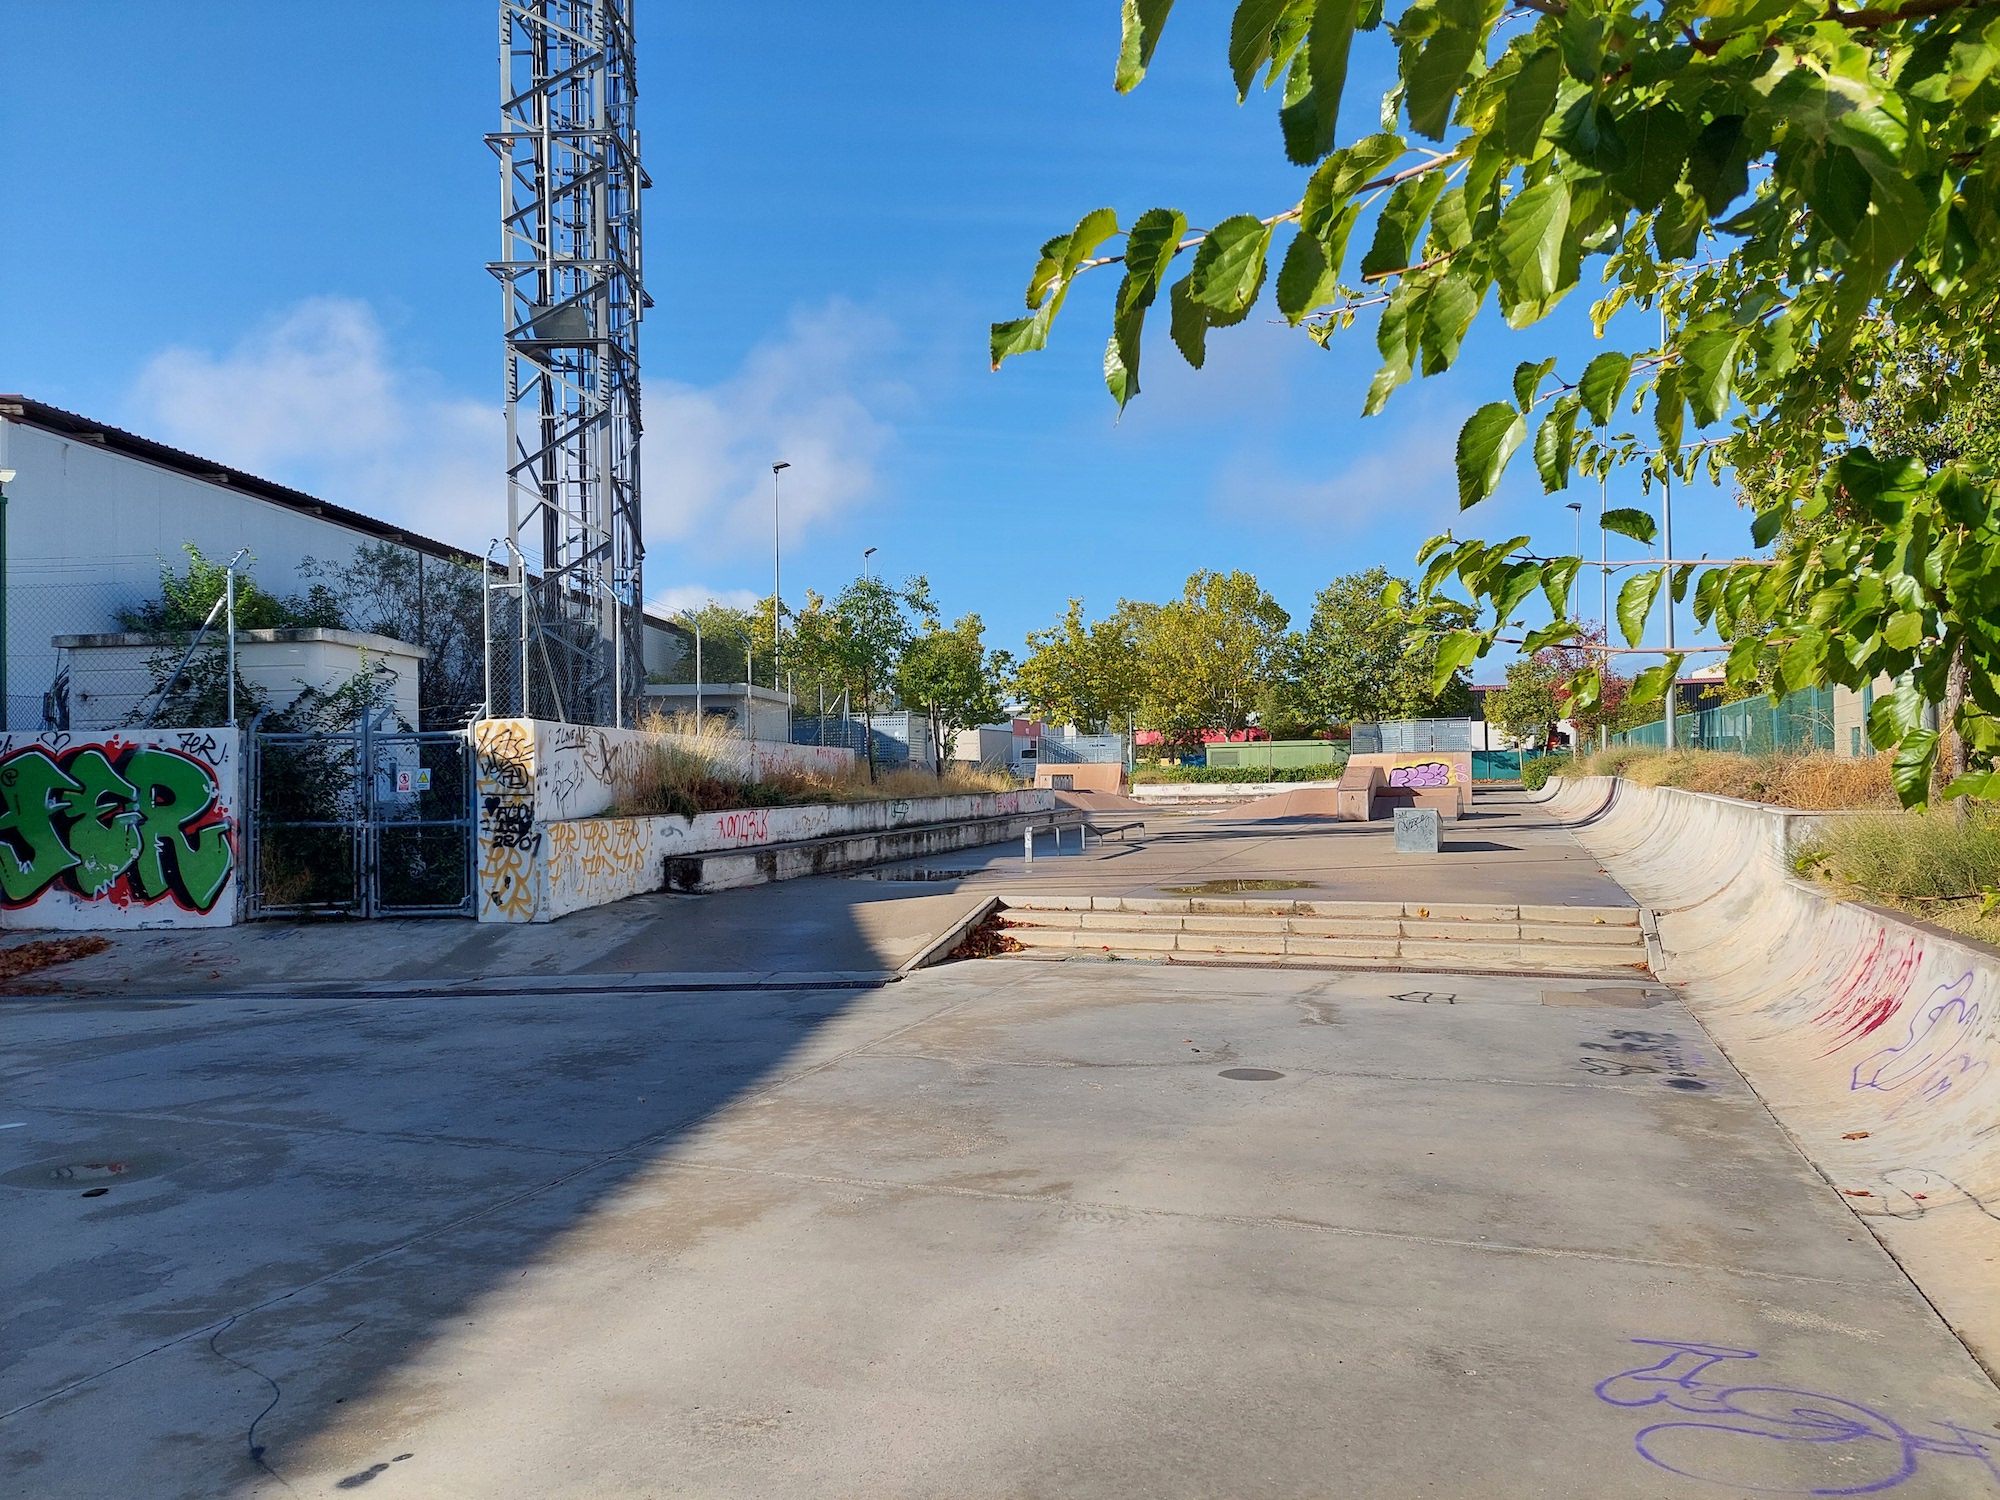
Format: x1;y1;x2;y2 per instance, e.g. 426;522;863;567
1611;686;1838;754
1472;750;1523;781
1204;739;1349;770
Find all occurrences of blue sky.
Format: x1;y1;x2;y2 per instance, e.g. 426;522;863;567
0;2;1748;678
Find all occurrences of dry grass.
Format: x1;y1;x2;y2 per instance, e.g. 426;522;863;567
614;711;1017;817
1577;746;1897;809
1796;803;2000;949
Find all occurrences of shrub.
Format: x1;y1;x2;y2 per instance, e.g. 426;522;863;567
1796;804;2000;947
1575;749;1895;810
1132;759;1347;785
1520;753;1569;791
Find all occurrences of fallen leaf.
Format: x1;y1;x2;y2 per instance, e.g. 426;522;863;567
1843;1189;1873;1197
1842;1131;1870;1140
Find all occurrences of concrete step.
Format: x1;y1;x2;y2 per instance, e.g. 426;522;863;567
1000;895;1648;973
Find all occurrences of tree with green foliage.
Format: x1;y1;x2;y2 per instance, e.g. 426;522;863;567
896;613;1010;774
1135;570;1291;755
992;0;2000;806
1290;566;1475;726
1015;597;1147;734
831;573;936;778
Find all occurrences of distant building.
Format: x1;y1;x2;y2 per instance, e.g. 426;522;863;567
0;396;689;729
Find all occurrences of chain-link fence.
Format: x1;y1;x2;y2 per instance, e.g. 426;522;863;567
1350;719;1479;753
1612;686;1837;753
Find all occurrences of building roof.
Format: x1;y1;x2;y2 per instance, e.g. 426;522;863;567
0;394;687;640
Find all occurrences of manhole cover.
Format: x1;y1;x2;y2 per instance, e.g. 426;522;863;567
1;1152;174;1191
1163;880;1317;895
1218;1068;1285;1081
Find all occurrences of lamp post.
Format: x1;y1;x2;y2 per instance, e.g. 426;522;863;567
1564;502;1583;619
862;545;877;580
771;461;789;693
0;467;13;732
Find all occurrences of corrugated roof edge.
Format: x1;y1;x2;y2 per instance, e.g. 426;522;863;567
0;394;687;640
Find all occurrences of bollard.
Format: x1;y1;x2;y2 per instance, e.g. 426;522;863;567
1025;825;1034;864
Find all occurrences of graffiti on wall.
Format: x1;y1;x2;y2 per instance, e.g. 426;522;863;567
475;720;539;921
0;734;234;913
1387;761;1455;790
1850;973;1987;1119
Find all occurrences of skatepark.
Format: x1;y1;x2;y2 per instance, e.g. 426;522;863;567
6;779;1998;1497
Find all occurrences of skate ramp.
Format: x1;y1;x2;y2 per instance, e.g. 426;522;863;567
1546;775;2000;1374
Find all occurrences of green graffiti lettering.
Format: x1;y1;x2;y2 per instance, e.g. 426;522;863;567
124;748;232;911
0;752;82;901
54;749;141;899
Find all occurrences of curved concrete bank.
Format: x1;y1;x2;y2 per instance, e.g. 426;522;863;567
1544;775;2000;1372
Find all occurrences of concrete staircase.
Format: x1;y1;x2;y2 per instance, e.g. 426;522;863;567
998;895;1650;974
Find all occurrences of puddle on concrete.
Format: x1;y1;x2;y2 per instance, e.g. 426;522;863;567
1218;1068;1285;1081
2;1152;176;1190
845;869;989;882
1543;987;1667;1009
1162;880;1318;895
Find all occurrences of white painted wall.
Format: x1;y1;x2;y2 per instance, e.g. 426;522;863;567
0;421;414;729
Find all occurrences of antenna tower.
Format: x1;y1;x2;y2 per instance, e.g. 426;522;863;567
489;0;650;726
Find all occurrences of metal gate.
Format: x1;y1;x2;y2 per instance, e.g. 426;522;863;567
248;714;475;918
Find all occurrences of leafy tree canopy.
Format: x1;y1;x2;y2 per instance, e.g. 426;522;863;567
896;613;1011;771
993;0;2000;805
1135;570;1292;754
1290;566;1476;725
1015;598;1147;734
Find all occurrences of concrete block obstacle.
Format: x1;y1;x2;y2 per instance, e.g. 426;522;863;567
1394;807;1441;853
1335;752;1471;821
1540;774;2000;1375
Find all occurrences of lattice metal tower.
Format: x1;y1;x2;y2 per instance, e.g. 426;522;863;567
489;0;650;726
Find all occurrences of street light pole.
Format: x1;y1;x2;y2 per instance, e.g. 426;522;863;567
1565;502;1583;619
771;461;790;693
863;545;877;581
0;467;13;732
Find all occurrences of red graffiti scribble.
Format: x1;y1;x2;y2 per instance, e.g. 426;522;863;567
712;809;771;844
1812;928;1923;1052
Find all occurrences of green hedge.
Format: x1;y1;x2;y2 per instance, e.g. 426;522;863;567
1133;760;1348;785
1520;752;1571;791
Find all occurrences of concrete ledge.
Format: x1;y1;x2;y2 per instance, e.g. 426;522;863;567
662;810;1082;896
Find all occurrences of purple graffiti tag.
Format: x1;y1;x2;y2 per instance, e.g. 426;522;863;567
1851;974;1987;1119
1387;761;1452;789
1596;1339;2000;1494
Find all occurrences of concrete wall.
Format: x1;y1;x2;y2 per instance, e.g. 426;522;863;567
0;727;239;929
474;718;1015;922
1543;776;2000;1370
58;628;425;731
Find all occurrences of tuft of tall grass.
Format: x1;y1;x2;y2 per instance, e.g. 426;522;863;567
1573;747;1895;809
613;710;1018;816
1796;803;2000;946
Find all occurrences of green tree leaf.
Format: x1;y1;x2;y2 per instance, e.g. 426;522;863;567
1617;567;1665;646
1360;173;1447;277
1534;392;1582;491
1626;656;1683;709
1188;214;1275;320
1277;0;1365;164
1513;356;1558;412
1889;726;1939;807
1117;0;1178;93
1503;46;1563;156
1405;0;1485;141
1230;0;1303;100
1495;177;1571;306
1457;401;1529;508
1601;507;1658;545
1108;207;1189;407
1578;351;1633;426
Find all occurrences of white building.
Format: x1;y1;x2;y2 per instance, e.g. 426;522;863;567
0;395;689;730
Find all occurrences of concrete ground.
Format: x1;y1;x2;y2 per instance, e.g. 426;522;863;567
7;790;1621;1000
868;788;1635;909
7;957;2000;1498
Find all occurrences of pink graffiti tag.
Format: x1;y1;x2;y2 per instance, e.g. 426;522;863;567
1387;761;1452;789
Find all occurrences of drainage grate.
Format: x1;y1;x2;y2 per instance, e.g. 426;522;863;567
1218;1068;1285;1080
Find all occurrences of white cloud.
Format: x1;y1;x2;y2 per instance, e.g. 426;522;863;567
127;296;908;571
1215;417;1462;531
644;582;763;615
130;298;501;548
647;300;902;555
